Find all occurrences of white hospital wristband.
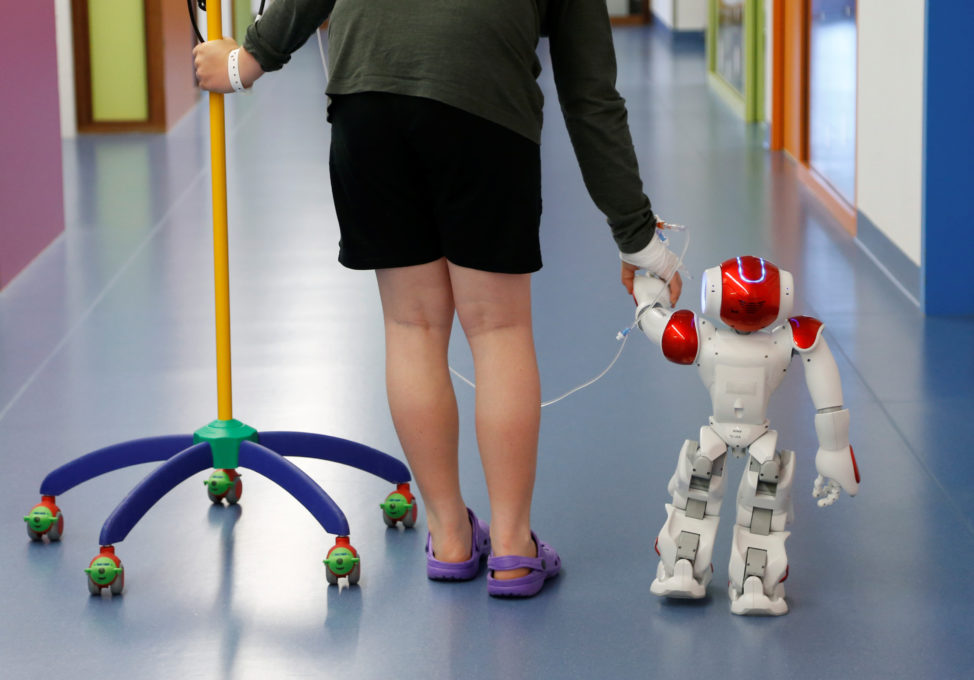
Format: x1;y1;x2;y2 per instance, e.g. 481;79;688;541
227;48;248;93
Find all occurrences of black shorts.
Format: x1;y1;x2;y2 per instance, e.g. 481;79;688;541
328;92;542;273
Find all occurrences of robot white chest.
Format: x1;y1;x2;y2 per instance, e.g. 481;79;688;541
696;321;792;446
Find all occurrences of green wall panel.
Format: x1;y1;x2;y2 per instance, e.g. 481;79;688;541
89;0;149;121
707;0;763;122
234;0;252;43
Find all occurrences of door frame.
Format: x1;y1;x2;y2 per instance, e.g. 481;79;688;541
769;0;856;234
72;0;165;132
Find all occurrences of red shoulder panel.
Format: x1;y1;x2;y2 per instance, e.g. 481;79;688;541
662;310;698;365
788;316;823;350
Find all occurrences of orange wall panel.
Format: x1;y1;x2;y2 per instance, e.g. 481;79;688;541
781;0;808;161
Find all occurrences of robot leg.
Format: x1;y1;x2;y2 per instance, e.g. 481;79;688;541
651;438;727;599
727;448;795;615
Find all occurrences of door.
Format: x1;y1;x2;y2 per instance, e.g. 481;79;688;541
808;0;857;204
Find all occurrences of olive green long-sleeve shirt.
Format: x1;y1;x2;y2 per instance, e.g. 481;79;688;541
244;0;657;253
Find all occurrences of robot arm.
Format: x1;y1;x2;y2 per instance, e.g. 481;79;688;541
633;274;700;365
633;274;673;343
789;316;860;506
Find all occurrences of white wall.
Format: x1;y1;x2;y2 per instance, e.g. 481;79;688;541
652;0;676;27
856;0;924;265
676;0;707;30
54;0;75;138
651;0;706;31
607;0;630;16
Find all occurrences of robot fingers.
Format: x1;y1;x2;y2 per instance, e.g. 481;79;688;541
814;445;860;498
812;475;841;507
633;273;671;310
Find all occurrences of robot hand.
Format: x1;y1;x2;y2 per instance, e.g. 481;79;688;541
632;273;673;310
812;445;859;507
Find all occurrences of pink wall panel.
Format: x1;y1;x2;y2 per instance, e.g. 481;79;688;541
0;1;65;289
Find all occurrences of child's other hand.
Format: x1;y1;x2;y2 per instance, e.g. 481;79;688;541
665;270;682;306
622;261;681;306
621;261;638;296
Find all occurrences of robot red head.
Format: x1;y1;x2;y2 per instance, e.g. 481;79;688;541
701;256;794;332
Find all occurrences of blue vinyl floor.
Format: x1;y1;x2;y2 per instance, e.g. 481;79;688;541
3;26;973;680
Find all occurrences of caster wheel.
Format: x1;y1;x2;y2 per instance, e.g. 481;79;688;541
205;469;241;504
224;476;242;505
380;483;417;529
87;576;102;595
110;570;125;595
323;537;361;585
24;496;63;542
85;546;123;596
401;503;418;529
46;512;64;541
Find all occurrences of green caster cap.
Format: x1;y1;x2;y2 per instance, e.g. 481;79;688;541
24;506;57;533
85;558;122;586
323;548;360;576
205;470;234;496
380;493;413;520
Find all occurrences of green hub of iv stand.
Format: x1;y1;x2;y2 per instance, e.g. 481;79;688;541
193;419;259;469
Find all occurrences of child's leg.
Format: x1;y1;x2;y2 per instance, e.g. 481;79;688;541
448;262;540;580
375;259;473;563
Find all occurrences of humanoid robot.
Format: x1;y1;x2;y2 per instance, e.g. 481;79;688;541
632;255;859;615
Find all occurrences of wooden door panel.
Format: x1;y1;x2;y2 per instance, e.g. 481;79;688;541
781;0;808;161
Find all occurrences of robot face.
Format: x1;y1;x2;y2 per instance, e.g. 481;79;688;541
702;256;792;332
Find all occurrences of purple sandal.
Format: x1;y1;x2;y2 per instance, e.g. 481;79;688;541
426;508;491;581
486;532;561;598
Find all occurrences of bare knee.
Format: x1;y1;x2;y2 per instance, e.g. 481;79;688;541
455;300;526;340
386;302;454;334
449;266;533;340
376;261;455;333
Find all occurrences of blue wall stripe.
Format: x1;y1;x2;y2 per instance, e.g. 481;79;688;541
922;0;974;315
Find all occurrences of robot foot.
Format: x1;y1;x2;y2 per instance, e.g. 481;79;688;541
729;576;788;616
650;559;708;599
